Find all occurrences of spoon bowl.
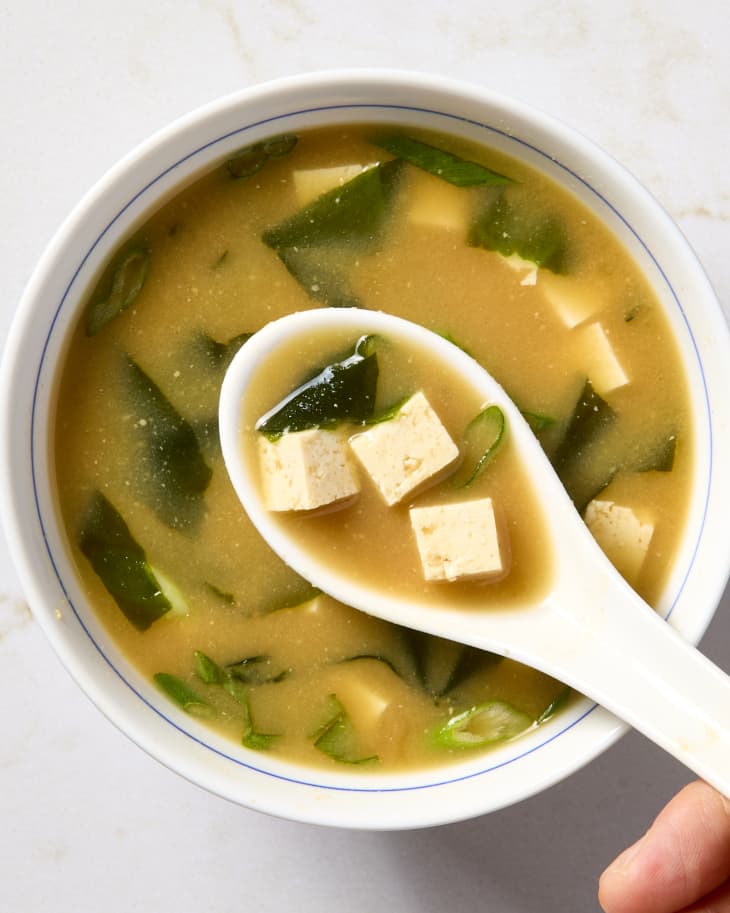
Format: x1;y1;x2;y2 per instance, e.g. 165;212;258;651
220;307;730;795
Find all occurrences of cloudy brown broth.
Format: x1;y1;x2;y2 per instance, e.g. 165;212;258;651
54;124;692;770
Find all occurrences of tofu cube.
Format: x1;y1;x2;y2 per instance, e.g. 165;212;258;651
258;428;360;512
406;169;470;232
584;499;654;584
579;322;630;395
500;252;538;286
541;273;603;328
410;497;509;582
293;164;375;206
348;392;459;505
334;663;414;752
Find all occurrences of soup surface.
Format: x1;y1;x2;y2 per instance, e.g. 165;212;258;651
54;124;692;771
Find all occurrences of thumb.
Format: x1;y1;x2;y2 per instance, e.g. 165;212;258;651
598;780;730;913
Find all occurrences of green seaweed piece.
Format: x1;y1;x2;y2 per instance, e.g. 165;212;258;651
365;396;409;426
403;630;502;697
261;578;322;614
335;654;406;680
263;159;402;251
86;242;150;335
277;247;363;309
203;582;236;605
124;356;212;530
550;379;616;511
194;331;253;371
78;491;171;631
469;192;568;273
256;335;378;437
226;655;289;685
373;133;513;187
633;434;677;474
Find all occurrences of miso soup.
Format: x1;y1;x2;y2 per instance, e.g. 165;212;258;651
54;124;692;771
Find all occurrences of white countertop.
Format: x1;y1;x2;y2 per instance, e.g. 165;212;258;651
2;2;729;910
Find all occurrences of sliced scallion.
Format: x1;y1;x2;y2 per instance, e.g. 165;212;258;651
433;701;531;750
536;686;572;724
154;673;213;717
451;404;506;488
311;695;378;765
373;133;513;187
226;134;297;179
86;242;150;335
194;650;227;686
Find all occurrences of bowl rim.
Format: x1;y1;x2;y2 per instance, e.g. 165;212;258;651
2;68;729;829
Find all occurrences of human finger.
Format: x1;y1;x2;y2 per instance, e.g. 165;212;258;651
598;781;730;913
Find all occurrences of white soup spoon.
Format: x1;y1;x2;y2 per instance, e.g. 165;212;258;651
219;307;730;795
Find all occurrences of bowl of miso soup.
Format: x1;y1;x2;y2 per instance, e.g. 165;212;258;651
2;70;729;829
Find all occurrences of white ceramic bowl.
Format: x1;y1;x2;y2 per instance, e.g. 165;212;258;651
2;70;729;830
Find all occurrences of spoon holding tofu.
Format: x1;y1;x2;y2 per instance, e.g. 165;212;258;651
219;307;730;796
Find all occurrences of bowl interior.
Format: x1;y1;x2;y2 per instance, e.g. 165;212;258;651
3;71;729;829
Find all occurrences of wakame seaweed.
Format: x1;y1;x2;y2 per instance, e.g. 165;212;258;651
256;335;378;437
124;356;212;530
550;379;616;510
263;159;403;250
469;191;568;273
226;655;289;685
403;630;503;698
194;330;252;372
262;160;403;306
373;133;513;186
78;491;172;631
277;246;363;309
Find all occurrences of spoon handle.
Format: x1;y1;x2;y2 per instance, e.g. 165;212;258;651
545;570;730;797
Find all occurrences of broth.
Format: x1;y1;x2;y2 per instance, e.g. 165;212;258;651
54;124;692;770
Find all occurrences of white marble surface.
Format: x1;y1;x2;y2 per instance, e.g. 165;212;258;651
2;2;729;910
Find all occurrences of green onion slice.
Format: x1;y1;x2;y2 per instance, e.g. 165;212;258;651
452;404;506;488
311;695;378;765
226;134;297;179
373;133;513;187
86;242;149;335
433;701;532;750
154;673;213;717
